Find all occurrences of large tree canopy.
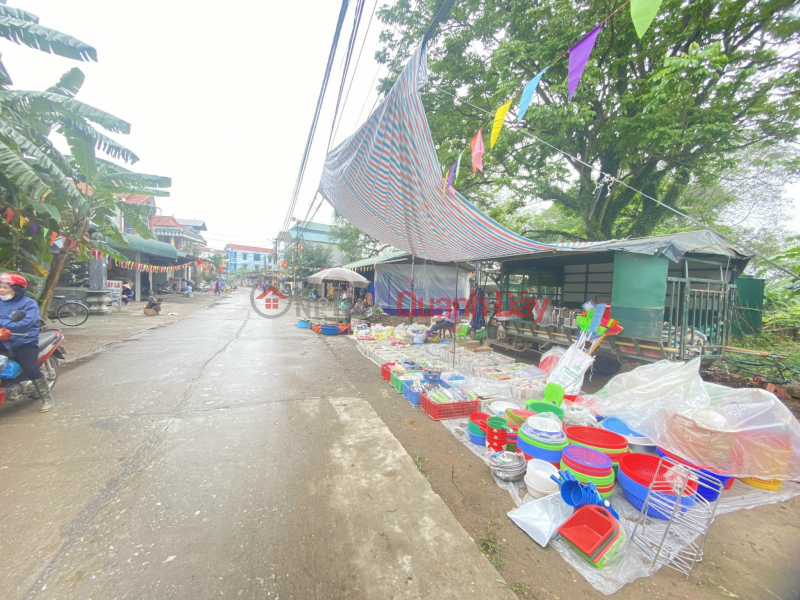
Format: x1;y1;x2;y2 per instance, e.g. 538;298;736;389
376;0;800;241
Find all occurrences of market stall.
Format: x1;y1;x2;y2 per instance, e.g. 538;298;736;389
345;321;800;595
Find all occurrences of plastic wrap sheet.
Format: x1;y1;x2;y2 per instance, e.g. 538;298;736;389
440;407;800;595
374;262;471;315
550;480;800;595
586;358;800;479
440;417;527;506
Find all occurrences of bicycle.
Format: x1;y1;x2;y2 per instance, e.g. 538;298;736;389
48;295;90;327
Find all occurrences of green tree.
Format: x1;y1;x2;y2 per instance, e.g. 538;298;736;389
330;210;392;263
0;3;170;313
287;243;333;281
376;0;800;240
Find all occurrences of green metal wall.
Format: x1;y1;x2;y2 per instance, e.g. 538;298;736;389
731;274;765;336
610;252;669;340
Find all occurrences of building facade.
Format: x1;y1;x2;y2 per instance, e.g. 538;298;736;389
224;244;275;277
279;220;342;265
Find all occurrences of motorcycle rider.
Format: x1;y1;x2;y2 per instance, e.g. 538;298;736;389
0;273;54;413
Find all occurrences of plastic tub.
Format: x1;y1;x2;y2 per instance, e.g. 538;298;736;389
469;431;487;446
296;320;311;328
320;324;341;336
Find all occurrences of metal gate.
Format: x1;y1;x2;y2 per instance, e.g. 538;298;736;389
665;276;736;360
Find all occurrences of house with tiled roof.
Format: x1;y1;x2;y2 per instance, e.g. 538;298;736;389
224;243;274;274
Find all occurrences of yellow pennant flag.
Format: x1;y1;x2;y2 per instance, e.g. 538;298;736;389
490;99;513;149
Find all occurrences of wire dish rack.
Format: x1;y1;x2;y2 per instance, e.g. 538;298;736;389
629;456;723;579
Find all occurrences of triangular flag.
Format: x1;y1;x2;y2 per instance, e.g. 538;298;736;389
5;209;13;225
446;161;456;191
19;215;25;227
490;99;513;148
31;223;37;236
631;0;663;38
518;68;548;122
568;25;602;101
471;129;484;173
50;231;58;245
455;150;464;181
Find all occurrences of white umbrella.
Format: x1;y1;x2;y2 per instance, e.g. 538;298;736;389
307;267;369;287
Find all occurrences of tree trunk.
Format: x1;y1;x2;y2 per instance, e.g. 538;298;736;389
38;244;71;317
39;217;90;316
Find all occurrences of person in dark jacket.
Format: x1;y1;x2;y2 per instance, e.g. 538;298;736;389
0;273;54;412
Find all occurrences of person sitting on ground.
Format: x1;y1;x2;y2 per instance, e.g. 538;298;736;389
121;283;134;306
429;303;458;334
143;295;162;316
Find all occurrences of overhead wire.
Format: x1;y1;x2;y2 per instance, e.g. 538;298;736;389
331;0;380;146
437;88;800;283
280;0;351;240
295;0;373;247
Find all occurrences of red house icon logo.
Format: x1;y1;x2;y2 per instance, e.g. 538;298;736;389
255;285;286;310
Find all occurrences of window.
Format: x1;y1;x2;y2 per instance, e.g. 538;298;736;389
242;252;248;260
254;253;261;262
264;296;279;309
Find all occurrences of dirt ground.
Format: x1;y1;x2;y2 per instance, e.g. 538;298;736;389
327;337;800;600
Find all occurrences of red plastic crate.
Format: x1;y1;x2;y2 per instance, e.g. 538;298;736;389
381;362;401;382
420;393;479;421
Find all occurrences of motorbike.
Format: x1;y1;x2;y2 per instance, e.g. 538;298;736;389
0;310;64;407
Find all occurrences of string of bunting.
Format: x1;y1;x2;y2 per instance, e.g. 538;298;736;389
109;257;204;273
443;0;663;192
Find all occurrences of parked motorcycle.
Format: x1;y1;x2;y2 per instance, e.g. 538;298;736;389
0;310;64;407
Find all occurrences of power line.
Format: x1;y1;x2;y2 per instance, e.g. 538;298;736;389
437;88;800;283
294;0;371;247
326;0;368;152
331;0;380;146
280;0;351;239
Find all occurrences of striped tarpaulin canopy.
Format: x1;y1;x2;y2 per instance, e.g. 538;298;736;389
319;45;600;262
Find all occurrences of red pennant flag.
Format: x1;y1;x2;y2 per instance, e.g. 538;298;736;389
5;209;13;225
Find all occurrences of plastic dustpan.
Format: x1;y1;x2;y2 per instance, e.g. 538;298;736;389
588;521;619;560
557;505;616;556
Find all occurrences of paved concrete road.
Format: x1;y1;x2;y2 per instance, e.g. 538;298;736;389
0;293;514;600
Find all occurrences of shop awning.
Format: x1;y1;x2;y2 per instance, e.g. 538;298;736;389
119;234;178;260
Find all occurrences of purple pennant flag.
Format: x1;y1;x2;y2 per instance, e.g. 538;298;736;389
447;161;456;191
31;223;37;236
568;25;602;101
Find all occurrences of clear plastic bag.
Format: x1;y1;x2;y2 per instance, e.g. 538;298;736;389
547;344;594;394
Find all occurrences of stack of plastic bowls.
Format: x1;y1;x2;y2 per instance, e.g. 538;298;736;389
517;416;567;466
656;447;732;502
566;426;628;469
468;412;489;446
560;445;615;498
524;459;560;498
618;452;698;519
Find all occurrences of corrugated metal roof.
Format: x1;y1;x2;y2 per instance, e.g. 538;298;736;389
341;251;408;269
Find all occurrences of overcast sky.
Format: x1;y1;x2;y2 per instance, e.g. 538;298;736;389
5;0;386;250
5;1;799;252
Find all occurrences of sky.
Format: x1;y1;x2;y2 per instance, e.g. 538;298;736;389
5;1;800;253
4;0;387;251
